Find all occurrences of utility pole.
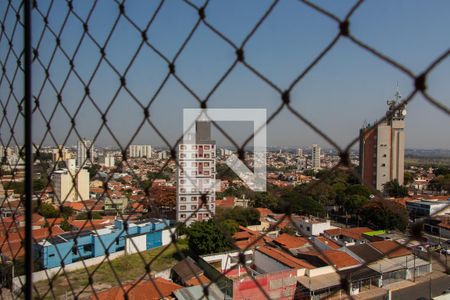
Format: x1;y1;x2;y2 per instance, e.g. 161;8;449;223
429;275;432;299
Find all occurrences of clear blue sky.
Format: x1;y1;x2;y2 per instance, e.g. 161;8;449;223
5;0;449;150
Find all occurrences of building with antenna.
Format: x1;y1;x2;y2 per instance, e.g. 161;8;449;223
359;89;406;192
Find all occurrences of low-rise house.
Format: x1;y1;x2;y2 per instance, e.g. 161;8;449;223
296;249;361;271
34;218;171;269
323;227;373;246
171;257;210;287
346;240;432;285
273;233;312;254
291;215;334;236
406;198;450;219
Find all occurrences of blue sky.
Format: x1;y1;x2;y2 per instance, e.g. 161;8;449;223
2;0;449;150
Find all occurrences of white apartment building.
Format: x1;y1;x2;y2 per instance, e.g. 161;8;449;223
52;159;89;202
177;122;216;226
77;138;94;168
311;144;321;170
128;145;152;158
99;154;115;168
292;216;333;236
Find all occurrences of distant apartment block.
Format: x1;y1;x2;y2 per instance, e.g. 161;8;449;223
360;91;406;191
77;138;94;168
177;121;216;226
99;154;115;168
52;145;72;162
128;144;152;158
52;159;89;202
311;144;321;170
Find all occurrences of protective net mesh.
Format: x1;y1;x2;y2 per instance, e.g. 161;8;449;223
0;0;449;299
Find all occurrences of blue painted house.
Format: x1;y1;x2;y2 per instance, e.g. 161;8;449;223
34;218;171;269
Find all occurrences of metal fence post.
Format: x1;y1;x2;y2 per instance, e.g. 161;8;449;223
24;0;33;299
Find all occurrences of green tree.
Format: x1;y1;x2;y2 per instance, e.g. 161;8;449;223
60;219;72;231
38;203;59;218
404;171;415;185
75;211;102;220
219;219;240;236
252;192;278;210
215;207;260;227
383;180;409;198
428;174;450;194
345;184;372;198
434;167;450;177
278;191;325;217
186;220;234;256
360;199;409;231
60;206;74;218
343;195;368;214
175;222;187;236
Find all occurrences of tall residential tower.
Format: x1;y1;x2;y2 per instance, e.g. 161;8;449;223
311;144;321;170
176;121;216;226
77;138;94;168
359;90;406;191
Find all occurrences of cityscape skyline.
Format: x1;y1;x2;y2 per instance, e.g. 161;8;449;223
14;0;448;149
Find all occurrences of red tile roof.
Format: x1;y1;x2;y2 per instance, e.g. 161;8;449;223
315;236;341;249
256;208;273;218
273;234;310;249
233;226;272;250
324;227;373;240
257;246;314;269
302;250;360;269
93;278;181;300
216;197;235;208
184;274;211;286
369;240;411;258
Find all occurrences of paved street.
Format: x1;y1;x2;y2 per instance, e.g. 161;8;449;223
392;275;450;299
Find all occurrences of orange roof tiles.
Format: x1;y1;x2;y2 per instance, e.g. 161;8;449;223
369;240;411;258
256;208;273;218
92;277;182;300
233;226;272;250
216;197;235;208
324;227;373;240
257;246;314;270
315;236;341;250
274;234;310;249
184;274;210;286
303;250;360;269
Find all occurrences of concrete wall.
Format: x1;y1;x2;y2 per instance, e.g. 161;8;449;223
161;228;172;245
376;123;391;191
306;266;335;277
126;234;147;254
201;249;253;271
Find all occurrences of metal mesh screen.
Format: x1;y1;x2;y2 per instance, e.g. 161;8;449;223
0;0;449;299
